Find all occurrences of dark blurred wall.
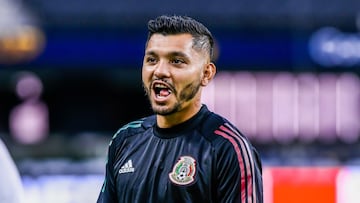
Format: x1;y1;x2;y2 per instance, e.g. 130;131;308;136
1;0;359;140
24;0;360;30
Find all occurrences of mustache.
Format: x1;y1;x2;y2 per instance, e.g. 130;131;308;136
142;79;176;95
151;79;176;92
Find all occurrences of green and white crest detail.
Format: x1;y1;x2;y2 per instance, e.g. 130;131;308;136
169;156;196;185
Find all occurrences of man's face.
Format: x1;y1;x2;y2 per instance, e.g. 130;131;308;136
142;33;208;116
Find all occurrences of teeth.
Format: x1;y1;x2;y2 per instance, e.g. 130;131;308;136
153;83;172;97
154;84;168;88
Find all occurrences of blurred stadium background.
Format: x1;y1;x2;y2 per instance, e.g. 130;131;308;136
0;0;360;202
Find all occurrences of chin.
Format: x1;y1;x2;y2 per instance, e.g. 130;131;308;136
152;106;173;115
151;103;180;116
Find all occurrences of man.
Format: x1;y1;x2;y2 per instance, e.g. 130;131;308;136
0;139;25;203
97;15;263;203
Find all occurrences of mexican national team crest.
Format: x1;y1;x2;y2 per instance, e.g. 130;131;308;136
169;156;196;185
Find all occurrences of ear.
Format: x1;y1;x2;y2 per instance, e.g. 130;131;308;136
201;62;216;86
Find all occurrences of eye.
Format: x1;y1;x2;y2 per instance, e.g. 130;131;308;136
171;58;185;64
145;56;157;64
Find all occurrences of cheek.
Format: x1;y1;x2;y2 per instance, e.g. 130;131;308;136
142;68;151;83
177;73;201;89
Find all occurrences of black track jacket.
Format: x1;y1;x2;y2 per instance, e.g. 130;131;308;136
97;105;263;203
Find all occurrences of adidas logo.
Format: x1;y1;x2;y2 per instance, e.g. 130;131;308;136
119;160;135;174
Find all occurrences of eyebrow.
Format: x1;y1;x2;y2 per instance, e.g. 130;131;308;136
145;50;190;59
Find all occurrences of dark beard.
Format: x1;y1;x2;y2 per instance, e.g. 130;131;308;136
143;80;201;116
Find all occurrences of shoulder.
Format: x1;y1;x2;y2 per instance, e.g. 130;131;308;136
205;111;262;168
200;110;257;159
203;112;264;202
199;111;243;143
109;115;155;146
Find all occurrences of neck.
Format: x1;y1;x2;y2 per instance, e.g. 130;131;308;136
156;101;202;128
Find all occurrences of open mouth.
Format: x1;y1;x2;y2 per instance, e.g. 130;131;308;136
153;82;172;98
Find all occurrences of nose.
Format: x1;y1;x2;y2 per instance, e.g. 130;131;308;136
154;60;170;78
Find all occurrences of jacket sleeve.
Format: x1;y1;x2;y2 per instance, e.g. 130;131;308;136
215;127;263;203
97;138;118;203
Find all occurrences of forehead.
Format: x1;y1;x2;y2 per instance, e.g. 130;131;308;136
145;33;194;54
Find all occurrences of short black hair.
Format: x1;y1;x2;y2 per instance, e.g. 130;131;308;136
146;15;214;60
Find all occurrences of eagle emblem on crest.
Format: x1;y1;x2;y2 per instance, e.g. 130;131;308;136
169;156;196;185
